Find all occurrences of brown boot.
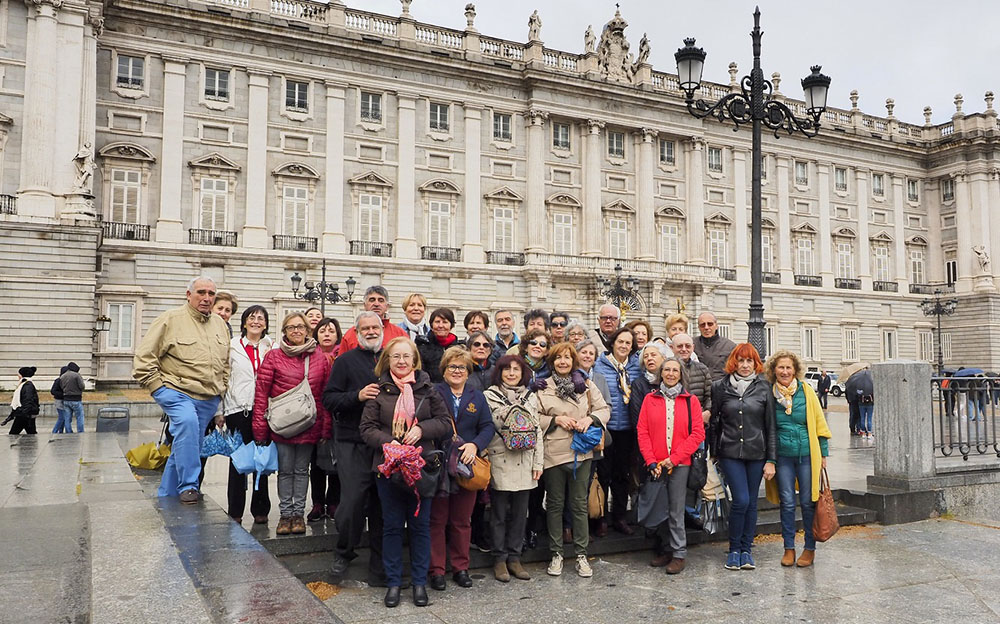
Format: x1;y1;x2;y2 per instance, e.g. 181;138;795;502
276;516;293;535
593;519;609;538
290;516;307;534
494;561;511;583
664;558;686;575
649;552;672;568
781;549;796;567
796;550;815;567
507;559;531;580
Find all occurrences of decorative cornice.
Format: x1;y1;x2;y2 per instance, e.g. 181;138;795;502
26;0;63;10
528;109;549;125
586;119;605;133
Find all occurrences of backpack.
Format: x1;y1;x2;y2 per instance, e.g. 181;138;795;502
486;388;537;451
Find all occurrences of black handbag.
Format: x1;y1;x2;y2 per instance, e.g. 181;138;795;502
685;396;708;491
390;449;444;499
636;473;671;529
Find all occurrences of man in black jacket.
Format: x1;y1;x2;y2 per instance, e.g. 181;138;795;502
322;311;386;585
817;371;832;409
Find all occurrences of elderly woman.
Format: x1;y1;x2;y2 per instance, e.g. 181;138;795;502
518;328;552;386
429;347;494;592
304;307;323;331
416;308;458;383
6;366;39;434
308;317;343;523
566;322;588;346
636;357;705;574
709;343;776;571
664;314;698;361
625;319;654;353
253;313;332;536
484;354;543;582
463;310;490;337
537;343;610;578
465;330;494;392
575;337;614;538
359;337;452;608
629;343;669;428
398;293;430;340
763;350;832;569
593;327;641;535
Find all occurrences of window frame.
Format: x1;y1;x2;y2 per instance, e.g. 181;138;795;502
198;177;230;231
872;244;891;282
492;205;516;252
552;212;575;255
358;193;384;242
661;223;680;263
608;216;628;259
204;67;230;102
281;184;309;237
659;139;675;165
801;326;818;360
493;112;513;142
834;167;848;192
106;301;136;352
942;178;955;202
907;179;919;202
428;101;449;132
359;91;382;123
427;199;452;248
872;172;885;197
796;237;815;276
552;122;571;150
108;168;141;224
794;161;809;186
881;328;897;361
708;228;728;268
607;131;625;158
909;248;925;284
707;146;723;173
837;241;854;279
843;326;859;362
918;329;934;362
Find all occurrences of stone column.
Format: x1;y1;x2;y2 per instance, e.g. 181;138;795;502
970;170;996;292
990;169;1000;288
242;70;270;248
925;180;944;284
155;57;188;243
636;128;657;260
462;104;484;262
776;156;792;281
525;109;547;252
855;169;872;289
817;162;833;283
733;149;748;280
870;361;935;486
322;81;347;253
891;174;907;289
17;0;62;218
59;6;95;218
953;171;974;293
395;93;418;259
685;138;705;264
583;119;604;256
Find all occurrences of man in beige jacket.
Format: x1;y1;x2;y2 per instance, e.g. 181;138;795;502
133;276;230;503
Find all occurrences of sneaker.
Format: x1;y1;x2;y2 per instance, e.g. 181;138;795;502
575;555;593;578
306;504;325;522
547;553;563;576
725;551;741;570
740;551;756;570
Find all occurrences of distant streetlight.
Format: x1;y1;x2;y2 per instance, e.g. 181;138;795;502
920;289;958;374
290;259;356;316
597;263;641;319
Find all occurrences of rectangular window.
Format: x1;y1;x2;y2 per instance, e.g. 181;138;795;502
802;327;818;360
760;155;768;181
428;102;449;131
942;332;952;360
717;324;732;339
553;123;570;149
199;178;228;230
761;232;773;273
493;112;512;141
882;329;897;360
427;200;451;247
708;229;727;267
609;218;628;258
286;80;309;111
835;167;848;191
795;161;809;186
907;179;919;202
796;238;814;275
659;139;675;165
553;213;574;255
607;131;625;158
837;242;854;279
910;249;925;284
873;245;891;281
109;169;140;223
282;185;308;237
107;302;135;351
796;201;812;215
764;325;775;356
493;206;515;252
116;54;144;88
205;68;230;101
918;330;934;362
946;259;958;285
843;327;858;362
661;223;680;263
942;178;955;202
707;147;723;173
360;91;381;122
872;173;885;197
358;194;382;242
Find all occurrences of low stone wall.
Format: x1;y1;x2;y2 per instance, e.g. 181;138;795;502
0;401;162;419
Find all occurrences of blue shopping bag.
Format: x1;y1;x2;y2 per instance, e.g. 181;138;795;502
253;442;279;491
200;428;244;458
230;441;256;475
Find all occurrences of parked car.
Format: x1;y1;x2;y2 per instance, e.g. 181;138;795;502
804;370;844;397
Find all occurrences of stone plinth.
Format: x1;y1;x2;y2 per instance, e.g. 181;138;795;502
871;361;936;483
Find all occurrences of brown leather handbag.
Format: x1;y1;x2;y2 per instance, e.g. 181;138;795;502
812;467;839;542
449;418;492;491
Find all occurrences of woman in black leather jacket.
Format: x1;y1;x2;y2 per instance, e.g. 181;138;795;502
708;343;777;572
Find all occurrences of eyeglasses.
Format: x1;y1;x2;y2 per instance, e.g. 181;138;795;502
389;353;414;361
698;322;716;328
551;321;567;327
470;341;491;348
674;343;693;350
284;324;307;332
599;316;619;322
446;365;468;373
527;340;548;348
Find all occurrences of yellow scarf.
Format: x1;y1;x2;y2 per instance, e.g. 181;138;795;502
773;379;797;415
765;383;833;503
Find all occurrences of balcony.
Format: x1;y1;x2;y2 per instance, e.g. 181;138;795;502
421;246;462;262
873;280;899;292
835;278;861;290
0;194;15;215
794;274;823;287
910;283;955;295
103;221;150;241
486;251;526;266
273;235;318;252
189;228;238;247
718;268;737;281
521;253;721;283
762;271;781;284
349;240;393;257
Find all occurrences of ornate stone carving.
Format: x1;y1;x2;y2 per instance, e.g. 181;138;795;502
528;109;548;125
885;98;895;118
527;10;541;42
464;4;476;30
974;245;990;272
636;33;650;65
72;142;95;192
586;119;605;133
584;25;596;54
850;90;859;110
400;0;411;17
954;93;964;114
923;106;933;125
596;9;634;84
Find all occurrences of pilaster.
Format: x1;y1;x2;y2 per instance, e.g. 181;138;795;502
582;119;604;256
462;104;484;262
636;128;656;260
990;169;1000;289
733;149;748;280
685;137;705;264
891;174;908;289
524;109;547;253
242;69;270;248
855;169;872;289
395;93;418;259
322;81;347;253
817;162;833;283
970;170;996;293
155;57;188;243
776;156;792;281
954;171;974;293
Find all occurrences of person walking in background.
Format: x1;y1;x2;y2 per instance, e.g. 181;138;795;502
817;370;832;410
846;368;874;437
50;365;72;433
693;312;736;381
308;317;343;522
6;366;39;434
60;362;86;433
339;286;408;352
398;293;430;341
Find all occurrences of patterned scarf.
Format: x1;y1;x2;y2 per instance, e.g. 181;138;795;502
730;372;755;397
773;379;798;415
391;370;417;439
607;354;632;405
659;382;682;399
401;319;430;340
553;374;579;403
279;336;317;357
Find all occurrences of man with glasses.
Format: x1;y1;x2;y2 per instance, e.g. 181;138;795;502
693;311;736;381
133;276;230;504
322;311;387;585
337;285;408;353
670;332;714;530
589;304;621;352
549;311;570;343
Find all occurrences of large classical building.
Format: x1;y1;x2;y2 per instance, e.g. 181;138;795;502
2;0;999;387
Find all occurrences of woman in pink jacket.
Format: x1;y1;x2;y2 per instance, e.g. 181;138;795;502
636;356;705;575
253;312;332;535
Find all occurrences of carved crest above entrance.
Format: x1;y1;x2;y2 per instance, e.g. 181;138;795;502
597;9;635;84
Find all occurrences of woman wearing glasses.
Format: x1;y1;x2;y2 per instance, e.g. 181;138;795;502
465;330;494;392
252;312;332;536
517;328;552;388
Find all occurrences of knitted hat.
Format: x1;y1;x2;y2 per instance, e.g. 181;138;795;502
18;366;36;378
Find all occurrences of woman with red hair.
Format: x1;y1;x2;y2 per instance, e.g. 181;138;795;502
708;343;777;572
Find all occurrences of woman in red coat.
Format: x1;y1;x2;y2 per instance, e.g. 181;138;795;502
636;356;705;574
253;312;332;536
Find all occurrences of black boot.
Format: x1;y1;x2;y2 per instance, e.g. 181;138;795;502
384;586;400;608
413;585;429;607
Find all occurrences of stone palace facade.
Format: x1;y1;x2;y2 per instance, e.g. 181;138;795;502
2;0;1000;387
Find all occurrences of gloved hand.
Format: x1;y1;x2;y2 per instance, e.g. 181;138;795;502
528;377;548;392
255;438;271;447
570;369;588;394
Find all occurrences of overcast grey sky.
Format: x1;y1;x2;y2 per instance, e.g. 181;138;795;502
358;0;996;125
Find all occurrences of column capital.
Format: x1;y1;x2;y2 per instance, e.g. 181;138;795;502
639;127;658;142
26;0;63;11
395;91;419;104
890;173;905;185
732;149;747;162
324;80;348;97
854;167;871;177
586;119;605;133
990;167;1000;180
685;136;705;150
528;109;549;125
815;161;832;172
459;101;485;113
951;169;968;181
247;70;272;87
775;154;791;167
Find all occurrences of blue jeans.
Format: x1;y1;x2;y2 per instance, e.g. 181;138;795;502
775;455;815;550
153;387;220;497
52;401;73;433
717;458;765;554
64;401;85;433
858;404;874;432
967;395;986;421
376;477;433;587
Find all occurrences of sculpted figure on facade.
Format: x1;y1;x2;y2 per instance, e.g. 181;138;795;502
527;10;542;42
72;142;95;193
636;33;650;65
973;245;991;272
597;9;634;83
584;25;596;53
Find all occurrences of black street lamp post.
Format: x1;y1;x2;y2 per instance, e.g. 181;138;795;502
597;263;641;319
290;259;356;316
676;8;831;360
920;289;958;375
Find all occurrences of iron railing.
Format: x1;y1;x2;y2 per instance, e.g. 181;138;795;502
486;251;526;266
421;246;461;262
762;271;781;284
835;278;861;290
911;283;952;295
0;194;15;215
103;221;150;241
794;274;823;287
718;268;737;281
273;235;318;252
874;280;898;292
349;240;393;257
189;228;238;247
932;376;1000;460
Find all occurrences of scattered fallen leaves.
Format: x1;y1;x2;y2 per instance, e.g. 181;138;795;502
306;581;340;601
756;524;882;542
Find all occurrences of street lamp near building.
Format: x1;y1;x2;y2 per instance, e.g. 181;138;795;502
675;8;831;360
597;263;641;319
92;315;112;338
920;289;958;374
290;259;356;316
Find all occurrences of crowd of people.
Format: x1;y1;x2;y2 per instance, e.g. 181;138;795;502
122;275;834;608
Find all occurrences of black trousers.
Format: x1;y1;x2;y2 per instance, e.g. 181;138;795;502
818;392;829;409
490;489;530;562
848;401;860;433
8;415;37;435
601;429;637;521
224;411;270;519
527;473;547;534
310;446;341;508
334;440;384;577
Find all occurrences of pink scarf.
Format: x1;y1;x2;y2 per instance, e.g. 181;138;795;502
391;370;417;440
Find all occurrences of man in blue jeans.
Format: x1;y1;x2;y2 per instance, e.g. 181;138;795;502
133;276;230;504
60;362;86;432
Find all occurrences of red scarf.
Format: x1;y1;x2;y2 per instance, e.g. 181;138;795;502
390;370;417;439
434;333;458;347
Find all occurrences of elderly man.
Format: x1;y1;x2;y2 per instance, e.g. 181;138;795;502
692;312;736;381
322;311;386;585
589;304;621;352
338;285;408;353
669;334;713;422
133;276;230;503
488;309;519;367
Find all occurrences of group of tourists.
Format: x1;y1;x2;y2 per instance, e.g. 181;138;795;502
121;275;833;609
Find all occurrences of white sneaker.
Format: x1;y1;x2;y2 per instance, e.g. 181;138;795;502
576;555;593;578
547;553;563;576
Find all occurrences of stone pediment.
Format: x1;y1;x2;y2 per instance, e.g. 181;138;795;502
419;178;461;194
658;205;685;218
188;152;240;171
484;186;524;201
706;211;732;224
349;171;392;187
907;235;928;245
546;192;582;207
870;230;894;242
272;162;319;178
833;226;857;239
98;142;156;162
759;217;777;229
604;199;633;213
0;112;12;125
792;222;818;234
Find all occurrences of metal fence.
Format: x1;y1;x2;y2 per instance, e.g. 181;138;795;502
931;376;1000;460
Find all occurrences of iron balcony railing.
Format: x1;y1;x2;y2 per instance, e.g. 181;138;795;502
189;228;238;247
835;278;861;290
273;235;318;252
421;246;462;262
718;268;736;281
0;194;15;215
873;280;899;292
762;271;781;284
794;274;823;287
349;240;393;257
103;221;150;241
931;376;1000;460
910;283;953;295
486;251;526;266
